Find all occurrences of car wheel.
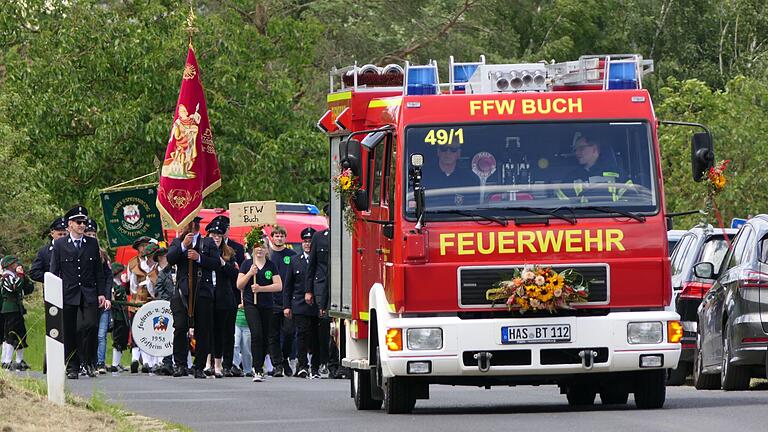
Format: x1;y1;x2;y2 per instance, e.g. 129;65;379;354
667;361;691;386
693;330;720;390
721;322;751;391
353;369;382;410
566;384;596;406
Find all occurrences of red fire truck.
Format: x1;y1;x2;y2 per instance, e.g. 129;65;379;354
318;55;715;413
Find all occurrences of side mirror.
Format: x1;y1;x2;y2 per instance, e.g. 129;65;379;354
691;132;714;182
339;138;363;178
353;189;369;212
693;261;716;279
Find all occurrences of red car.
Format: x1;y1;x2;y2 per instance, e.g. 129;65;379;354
114;202;328;266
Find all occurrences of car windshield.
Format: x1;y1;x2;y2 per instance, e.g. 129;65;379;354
405;121;657;218
700;237;730;274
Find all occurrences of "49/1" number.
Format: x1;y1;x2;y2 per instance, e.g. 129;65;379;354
424;128;464;146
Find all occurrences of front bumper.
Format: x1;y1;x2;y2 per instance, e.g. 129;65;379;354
380;311;681;378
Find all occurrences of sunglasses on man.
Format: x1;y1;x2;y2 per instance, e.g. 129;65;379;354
73;219;87;225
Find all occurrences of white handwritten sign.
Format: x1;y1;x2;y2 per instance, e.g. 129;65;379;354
131;300;174;357
229;200;277;227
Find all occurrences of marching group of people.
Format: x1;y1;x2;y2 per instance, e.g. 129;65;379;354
0;204;342;383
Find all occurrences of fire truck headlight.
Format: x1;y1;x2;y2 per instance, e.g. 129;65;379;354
627;322;663;344
406;328;443;350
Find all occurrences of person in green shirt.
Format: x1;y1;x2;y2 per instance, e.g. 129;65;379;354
1;255;34;370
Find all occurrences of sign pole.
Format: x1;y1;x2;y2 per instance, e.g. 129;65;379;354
44;272;65;405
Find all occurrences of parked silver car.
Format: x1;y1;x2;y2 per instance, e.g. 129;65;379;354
666;226;735;385
695;216;768;390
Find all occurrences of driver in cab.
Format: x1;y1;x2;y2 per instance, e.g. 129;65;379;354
421;143;480;206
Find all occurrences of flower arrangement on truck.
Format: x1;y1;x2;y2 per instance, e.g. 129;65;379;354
317;55;716;413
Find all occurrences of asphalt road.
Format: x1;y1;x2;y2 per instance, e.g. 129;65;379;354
61;372;768;432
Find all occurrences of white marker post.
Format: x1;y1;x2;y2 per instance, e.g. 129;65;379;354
44;272;65;405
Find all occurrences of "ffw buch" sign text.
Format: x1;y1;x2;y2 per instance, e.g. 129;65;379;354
228;200;277;227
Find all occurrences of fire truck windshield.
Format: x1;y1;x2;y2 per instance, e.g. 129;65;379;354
405;121;657;219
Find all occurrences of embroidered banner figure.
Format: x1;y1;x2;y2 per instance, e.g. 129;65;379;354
157;45;221;228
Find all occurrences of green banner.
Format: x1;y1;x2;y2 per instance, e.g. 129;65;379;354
100;186;164;247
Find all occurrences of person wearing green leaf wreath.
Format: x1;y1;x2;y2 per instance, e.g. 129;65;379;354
236;226;282;383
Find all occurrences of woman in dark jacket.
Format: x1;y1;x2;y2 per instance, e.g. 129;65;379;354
207;220;240;378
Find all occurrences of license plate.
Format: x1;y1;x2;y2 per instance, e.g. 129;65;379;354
501;324;571;344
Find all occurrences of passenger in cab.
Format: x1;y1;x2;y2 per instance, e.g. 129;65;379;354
567;134;622;183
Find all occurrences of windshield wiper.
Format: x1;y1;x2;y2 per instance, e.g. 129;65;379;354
478;206;577;225
576;206;646;222
425;209;508;226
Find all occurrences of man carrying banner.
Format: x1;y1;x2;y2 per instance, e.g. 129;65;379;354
166;216;220;378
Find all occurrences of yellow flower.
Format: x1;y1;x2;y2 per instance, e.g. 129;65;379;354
713;174;725;189
339;176;352;190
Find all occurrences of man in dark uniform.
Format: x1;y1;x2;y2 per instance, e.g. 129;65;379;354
559;134;631;203
29;216;67;283
306;207;330;378
49;206;109;379
284;227;318;378
166;215;221;378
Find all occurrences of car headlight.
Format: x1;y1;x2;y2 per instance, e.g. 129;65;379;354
627;322;663;344
406;328;443;350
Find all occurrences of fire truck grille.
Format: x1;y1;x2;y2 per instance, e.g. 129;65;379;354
459;265;609;307
540;347;609;365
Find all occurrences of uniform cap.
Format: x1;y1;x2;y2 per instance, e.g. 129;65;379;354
65;205;89;220
301;227;316;240
84;218;98;233
49;216;67;232
206;218;227;234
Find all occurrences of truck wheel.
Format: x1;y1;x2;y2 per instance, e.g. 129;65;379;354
353;369;382;410
566;385;596;406
633;369;666;409
667;361;691;386
384;377;416;414
599;387;629;405
721;324;751;391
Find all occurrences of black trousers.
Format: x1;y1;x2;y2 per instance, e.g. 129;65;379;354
63;302;98;372
244;304;270;372
112;317;129;352
212;307;236;368
316;316;331;371
2;312;28;348
171;295;213;370
268;310;294;367
294;314;319;371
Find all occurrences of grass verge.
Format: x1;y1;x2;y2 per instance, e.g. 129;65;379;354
0;370;191;431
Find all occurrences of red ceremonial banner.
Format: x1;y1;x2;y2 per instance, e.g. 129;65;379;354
156;45;221;229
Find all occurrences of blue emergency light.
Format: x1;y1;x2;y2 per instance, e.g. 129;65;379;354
452;64;479;91
607;60;639;90
405;62;439;95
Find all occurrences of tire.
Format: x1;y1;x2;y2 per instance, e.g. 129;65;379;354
599;387;629;405
667;362;691;386
721;323;751;391
383;376;416;414
693;346;721;390
566;384;596;406
353;369;382;410
634;369;666;409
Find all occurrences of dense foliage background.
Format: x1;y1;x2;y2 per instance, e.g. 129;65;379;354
3;0;768;260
